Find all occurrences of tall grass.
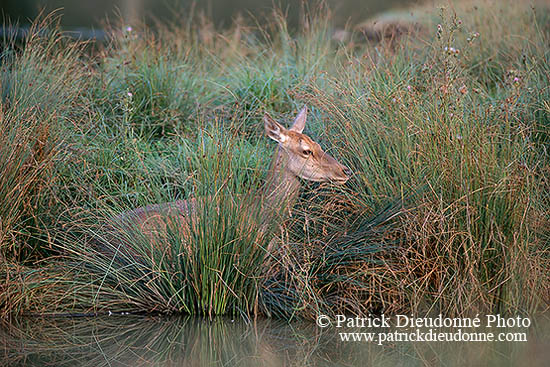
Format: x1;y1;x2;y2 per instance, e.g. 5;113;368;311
55;129;274;316
91;27;208;138
0;14;87;261
0;0;548;320
303;1;549;315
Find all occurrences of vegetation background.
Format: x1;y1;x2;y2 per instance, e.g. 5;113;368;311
0;0;549;321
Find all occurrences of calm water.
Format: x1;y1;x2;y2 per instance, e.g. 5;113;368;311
1;315;549;366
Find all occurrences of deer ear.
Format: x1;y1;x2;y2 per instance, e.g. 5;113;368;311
289;106;307;133
264;113;288;143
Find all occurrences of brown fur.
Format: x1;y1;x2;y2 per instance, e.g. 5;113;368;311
110;106;351;253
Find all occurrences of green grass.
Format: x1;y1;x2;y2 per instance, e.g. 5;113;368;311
1;0;549;320
55;130;274;316
0;14;88;261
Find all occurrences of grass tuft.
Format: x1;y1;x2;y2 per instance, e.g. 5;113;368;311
1;0;549;320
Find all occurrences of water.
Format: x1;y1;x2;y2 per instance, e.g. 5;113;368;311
2;315;549;366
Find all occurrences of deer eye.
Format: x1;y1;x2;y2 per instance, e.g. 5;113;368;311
302;149;313;157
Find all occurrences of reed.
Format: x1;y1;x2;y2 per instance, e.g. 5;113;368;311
0;0;548;320
0;13;87;261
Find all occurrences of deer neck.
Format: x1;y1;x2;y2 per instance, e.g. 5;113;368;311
263;146;301;218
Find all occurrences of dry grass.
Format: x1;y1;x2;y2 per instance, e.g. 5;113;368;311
0;0;548;320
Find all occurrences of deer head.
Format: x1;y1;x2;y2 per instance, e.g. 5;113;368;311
264;106;351;184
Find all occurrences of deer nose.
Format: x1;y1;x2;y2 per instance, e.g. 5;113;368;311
343;167;353;177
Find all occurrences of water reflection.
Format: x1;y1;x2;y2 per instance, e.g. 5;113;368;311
1;315;549;366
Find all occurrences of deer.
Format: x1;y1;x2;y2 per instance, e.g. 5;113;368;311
105;106;351;255
262;106;351;216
